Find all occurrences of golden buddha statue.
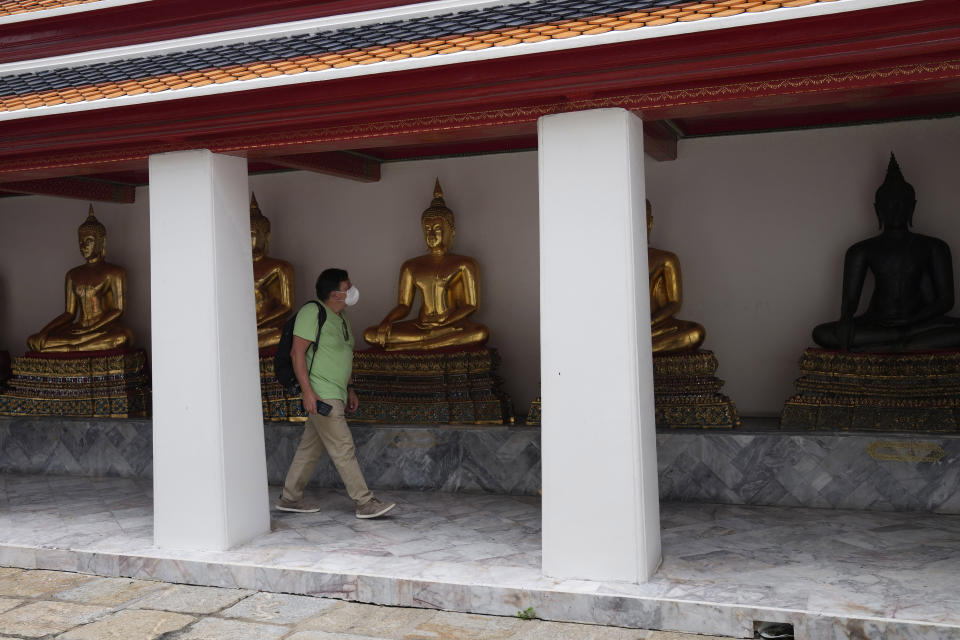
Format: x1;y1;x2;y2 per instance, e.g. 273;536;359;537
27;206;134;353
647;200;705;353
250;194;295;349
364;179;489;351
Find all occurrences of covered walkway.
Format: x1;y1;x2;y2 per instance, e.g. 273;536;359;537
1;474;958;638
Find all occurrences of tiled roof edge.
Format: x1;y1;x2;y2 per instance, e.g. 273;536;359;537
0;0;920;121
0;0;147;26
0;0;533;75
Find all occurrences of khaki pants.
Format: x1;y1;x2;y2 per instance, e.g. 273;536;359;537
281;399;372;506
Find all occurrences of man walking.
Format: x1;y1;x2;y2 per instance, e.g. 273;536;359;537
276;268;396;519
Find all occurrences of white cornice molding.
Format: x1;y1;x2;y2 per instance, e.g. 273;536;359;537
0;0;921;122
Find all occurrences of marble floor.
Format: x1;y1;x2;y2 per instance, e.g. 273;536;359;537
0;474;958;639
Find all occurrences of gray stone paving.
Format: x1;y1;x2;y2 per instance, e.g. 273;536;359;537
0;567;737;639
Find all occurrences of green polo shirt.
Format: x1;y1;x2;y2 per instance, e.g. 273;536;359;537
293;301;354;402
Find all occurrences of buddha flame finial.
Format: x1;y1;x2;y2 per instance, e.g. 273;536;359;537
422;178;455;228
250;192;270;234
78;204;106;239
884;153;906;187
875;152;916;230
876;152;915;203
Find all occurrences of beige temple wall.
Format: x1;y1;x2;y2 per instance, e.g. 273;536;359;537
1;115;958;416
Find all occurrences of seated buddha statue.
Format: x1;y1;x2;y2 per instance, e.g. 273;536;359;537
364;179;489;351
647;200;705;353
250;194;295;349
813;154;960;352
27;206;134;353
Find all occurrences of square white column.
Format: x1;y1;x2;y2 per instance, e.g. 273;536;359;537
148;149;269;550
538;108;661;582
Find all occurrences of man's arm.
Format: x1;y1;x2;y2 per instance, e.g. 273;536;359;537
291;335;318;414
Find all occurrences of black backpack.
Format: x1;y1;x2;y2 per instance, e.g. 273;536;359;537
274;301;326;394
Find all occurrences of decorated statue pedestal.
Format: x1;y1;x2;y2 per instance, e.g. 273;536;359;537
0;349;150;418
525;396;541;426
259;347;307;422
653;350;739;429
351;347;513;425
0;351;9;390
525;351;738;428
781;348;960;432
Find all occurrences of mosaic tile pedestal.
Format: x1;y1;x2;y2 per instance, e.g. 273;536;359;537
653;350;740;428
781;348;960;432
350;347;514;425
526;396;541;425
258;347;307;422
0;349;150;418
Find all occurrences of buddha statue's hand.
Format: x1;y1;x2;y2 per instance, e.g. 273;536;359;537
838;318;856;350
375;322;392;347
416;312;449;330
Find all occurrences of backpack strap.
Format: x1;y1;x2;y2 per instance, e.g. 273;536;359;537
305;301;327;379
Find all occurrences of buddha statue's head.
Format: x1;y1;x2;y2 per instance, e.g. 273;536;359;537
645;199;654;242
875;153;916;230
421;179;455;254
77;205;106;262
250;193;271;260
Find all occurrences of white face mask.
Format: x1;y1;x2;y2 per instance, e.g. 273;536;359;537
343;286;360;306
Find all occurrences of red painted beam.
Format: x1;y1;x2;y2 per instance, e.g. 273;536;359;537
0;177;136;202
642;121;678;162
268;151;380;182
0;0;427;64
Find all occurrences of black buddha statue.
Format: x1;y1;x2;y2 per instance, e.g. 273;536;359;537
813;154;960;352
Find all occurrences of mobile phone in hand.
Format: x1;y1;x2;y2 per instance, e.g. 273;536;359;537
316;400;333;416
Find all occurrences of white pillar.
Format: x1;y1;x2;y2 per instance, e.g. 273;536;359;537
538;108;661;583
148;149;270;551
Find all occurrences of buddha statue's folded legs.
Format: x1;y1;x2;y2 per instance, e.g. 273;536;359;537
652;318;705;354
28;324;133;353
257;318;286;350
364;319;489;351
813;316;960;352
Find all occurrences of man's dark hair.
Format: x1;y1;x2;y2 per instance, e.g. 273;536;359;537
316;268;349;301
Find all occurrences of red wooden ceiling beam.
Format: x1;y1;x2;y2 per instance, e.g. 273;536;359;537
0;177;136;202
266;151;380;182
642;121;678;162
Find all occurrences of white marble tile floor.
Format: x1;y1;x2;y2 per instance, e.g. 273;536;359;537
0;474;958;639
